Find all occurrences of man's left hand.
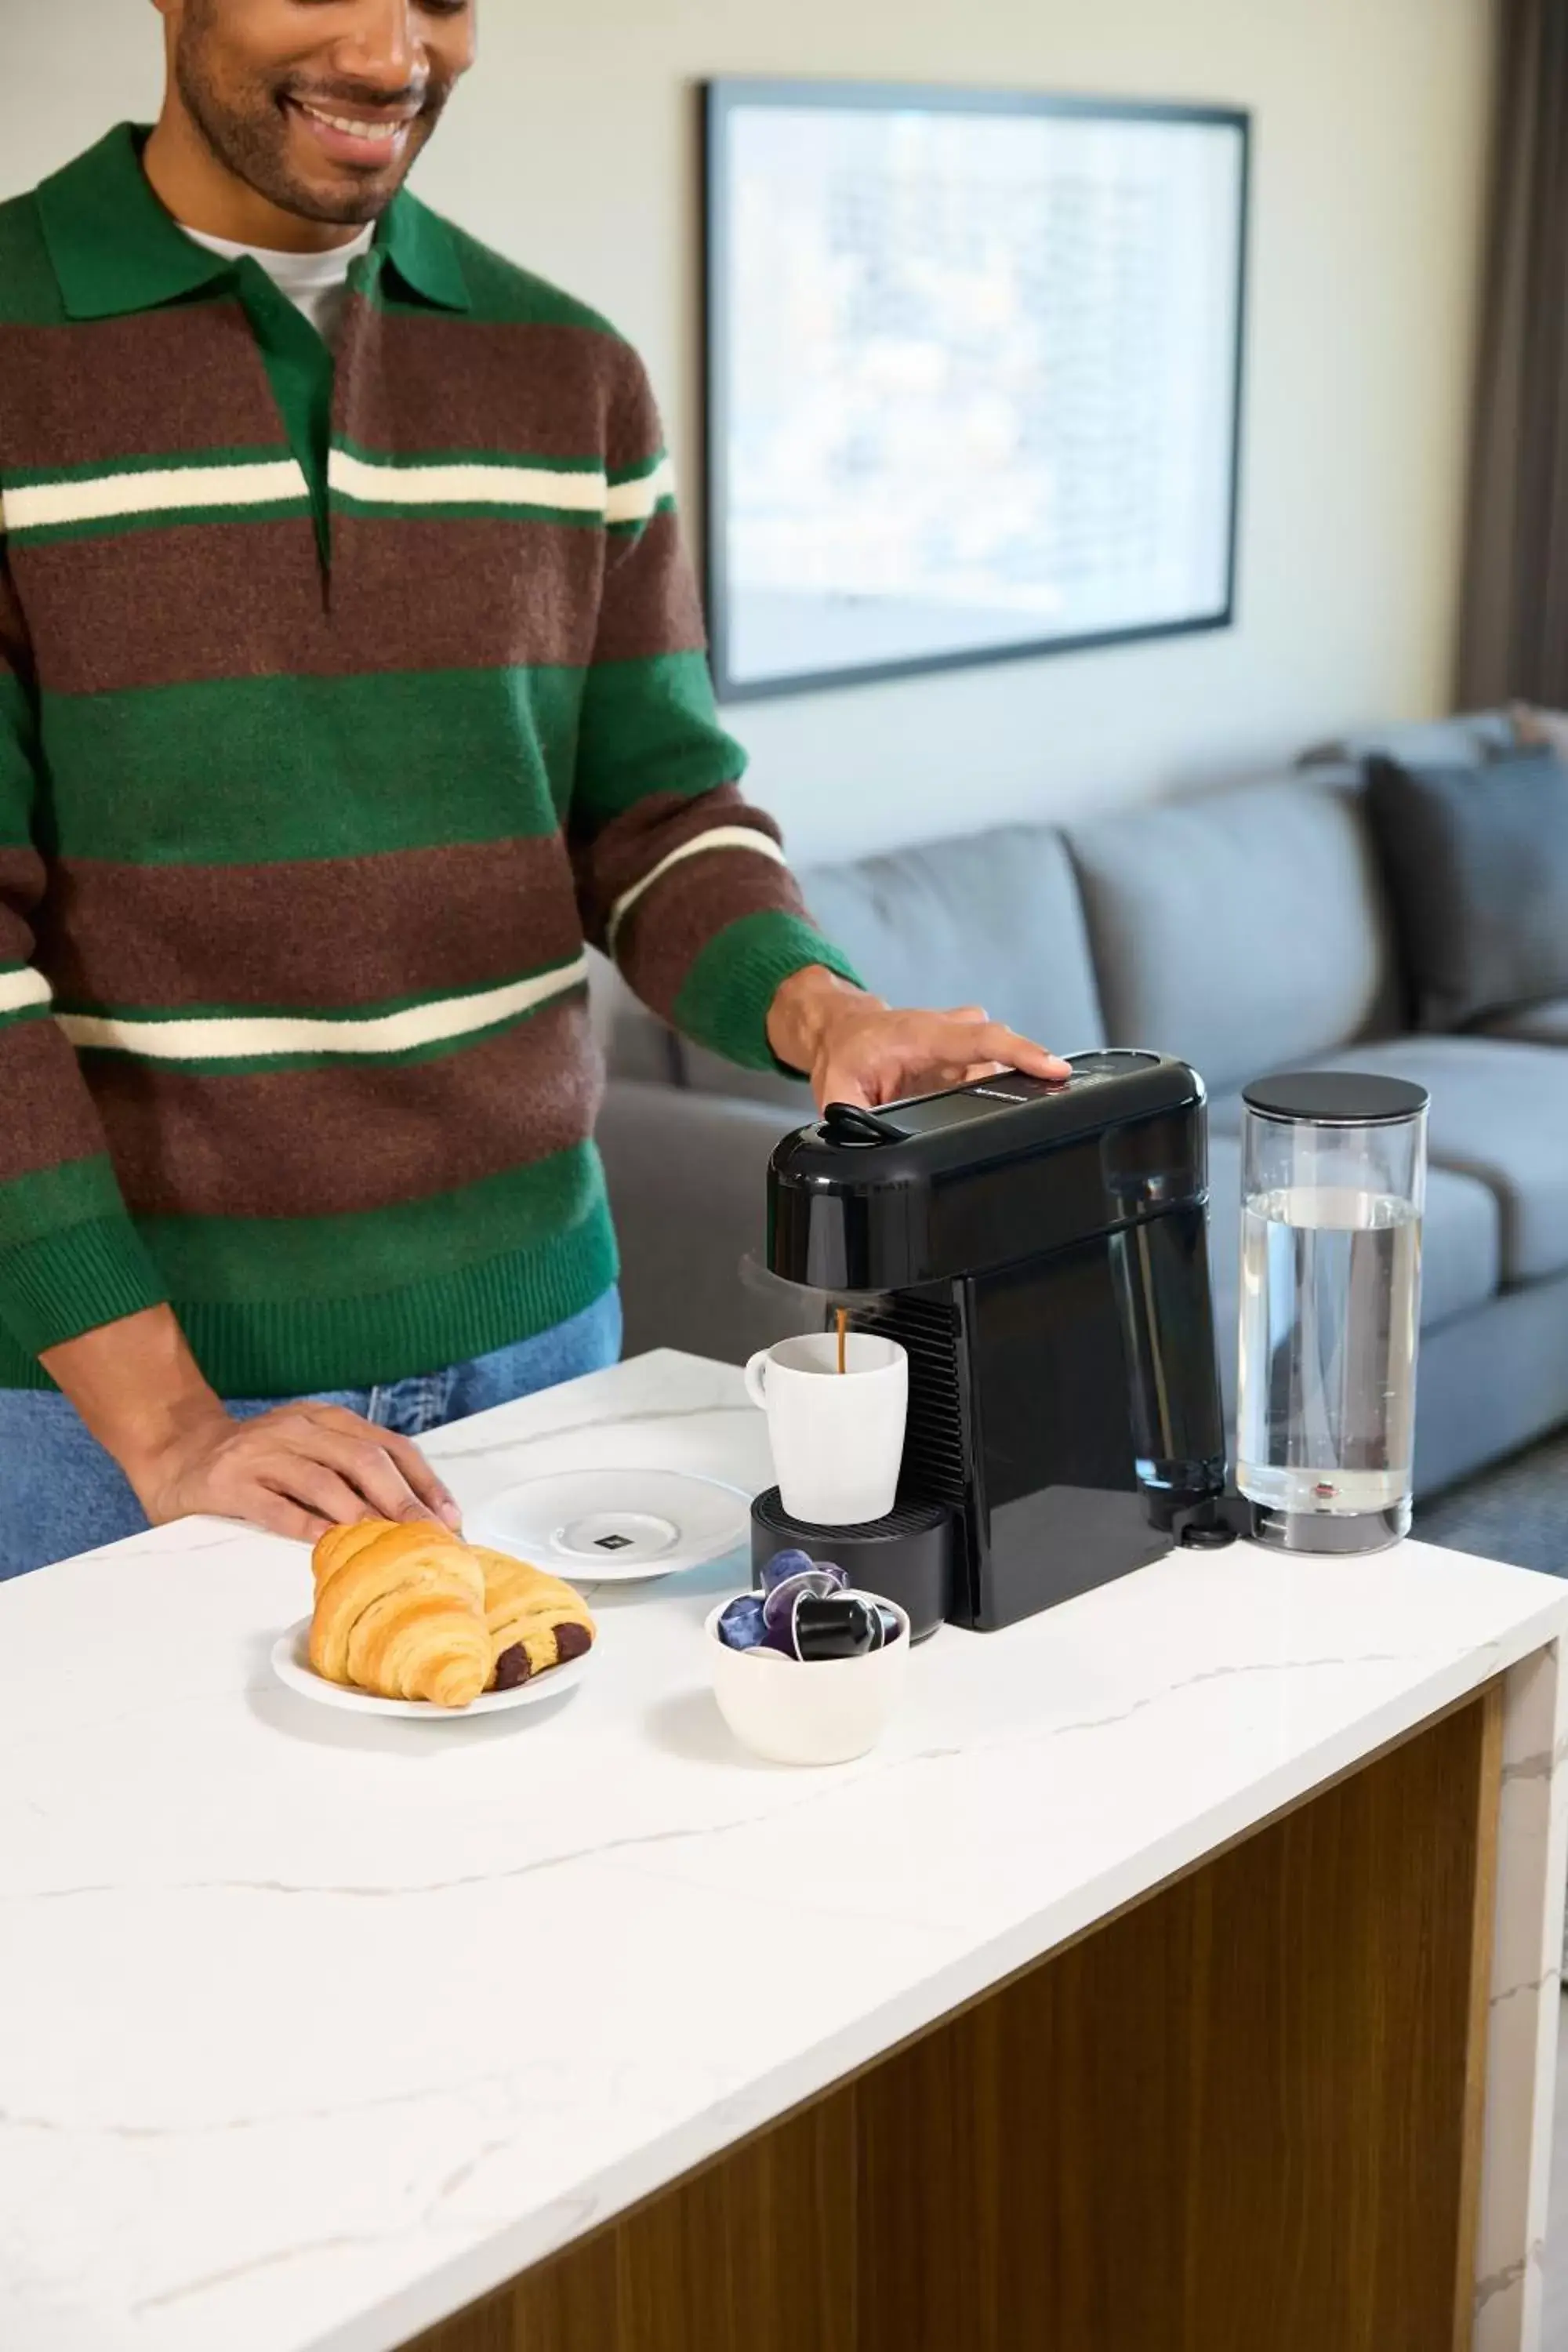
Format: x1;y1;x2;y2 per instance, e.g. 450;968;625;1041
767;967;1072;1112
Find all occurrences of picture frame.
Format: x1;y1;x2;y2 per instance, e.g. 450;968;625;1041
702;79;1251;703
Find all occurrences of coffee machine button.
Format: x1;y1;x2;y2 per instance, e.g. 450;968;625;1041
1066;1050;1161;1079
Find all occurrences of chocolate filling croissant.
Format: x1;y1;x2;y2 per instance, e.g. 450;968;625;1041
474;1550;597;1690
493;1620;593;1688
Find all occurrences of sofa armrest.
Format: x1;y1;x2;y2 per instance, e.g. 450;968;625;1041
597;1080;801;1365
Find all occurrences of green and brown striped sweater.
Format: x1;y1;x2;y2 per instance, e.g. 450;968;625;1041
0;126;857;1396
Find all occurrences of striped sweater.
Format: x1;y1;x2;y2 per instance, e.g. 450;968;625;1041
0;126;857;1396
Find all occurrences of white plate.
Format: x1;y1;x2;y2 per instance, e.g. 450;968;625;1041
464;1468;753;1584
270;1619;590;1719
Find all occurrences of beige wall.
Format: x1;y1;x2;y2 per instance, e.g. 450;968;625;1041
3;0;1494;863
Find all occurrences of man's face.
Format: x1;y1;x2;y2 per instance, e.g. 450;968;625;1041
165;0;477;225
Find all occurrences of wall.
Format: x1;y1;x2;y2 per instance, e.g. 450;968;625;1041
3;0;1496;864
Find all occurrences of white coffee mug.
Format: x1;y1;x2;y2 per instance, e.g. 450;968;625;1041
744;1332;909;1526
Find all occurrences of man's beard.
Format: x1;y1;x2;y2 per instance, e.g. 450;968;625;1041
174;29;442;225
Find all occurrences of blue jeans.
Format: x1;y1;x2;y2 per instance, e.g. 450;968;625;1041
0;1289;622;1580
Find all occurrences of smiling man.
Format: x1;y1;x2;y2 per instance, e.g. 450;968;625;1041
0;0;1065;1576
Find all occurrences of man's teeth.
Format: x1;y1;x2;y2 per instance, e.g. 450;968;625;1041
300;104;406;142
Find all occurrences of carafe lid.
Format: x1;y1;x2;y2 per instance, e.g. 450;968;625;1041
1242;1069;1429;1124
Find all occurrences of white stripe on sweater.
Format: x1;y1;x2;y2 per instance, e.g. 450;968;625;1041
605;456;677;524
56;957;589;1063
607;829;789;955
329;448;610;514
0;967;52;1017
0;455;676;535
1;460;310;535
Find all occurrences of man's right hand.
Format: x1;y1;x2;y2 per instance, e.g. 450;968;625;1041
41;1305;463;1548
129;1398;464;1546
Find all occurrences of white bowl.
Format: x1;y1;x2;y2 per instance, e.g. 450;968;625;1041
704;1596;911;1766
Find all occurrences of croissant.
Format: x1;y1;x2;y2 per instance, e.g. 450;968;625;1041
310;1520;491;1709
475;1549;597;1689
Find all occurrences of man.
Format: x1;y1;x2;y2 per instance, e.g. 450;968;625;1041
0;0;1066;1577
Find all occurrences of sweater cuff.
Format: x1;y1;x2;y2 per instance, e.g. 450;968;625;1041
0;1214;170;1359
671;909;865;1075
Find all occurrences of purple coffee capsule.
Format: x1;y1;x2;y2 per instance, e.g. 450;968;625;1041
760;1548;816;1595
717;1594;769;1652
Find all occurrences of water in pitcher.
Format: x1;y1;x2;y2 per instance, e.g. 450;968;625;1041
1236;1186;1421;1518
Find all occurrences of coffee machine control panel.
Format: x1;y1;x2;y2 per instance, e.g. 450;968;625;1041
773;1048;1210;1308
822;1051;1167;1147
967;1050;1163;1101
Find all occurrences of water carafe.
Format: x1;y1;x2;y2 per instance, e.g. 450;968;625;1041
1236;1072;1428;1553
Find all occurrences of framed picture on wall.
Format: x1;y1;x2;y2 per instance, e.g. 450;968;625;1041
702;79;1250;702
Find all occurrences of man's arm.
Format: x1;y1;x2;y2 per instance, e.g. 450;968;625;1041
569;346;1067;1105
42;1309;459;1543
0;553;458;1546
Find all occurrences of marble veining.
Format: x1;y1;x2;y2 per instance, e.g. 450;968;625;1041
1475;1636;1568;2351
1477;2243;1547;2311
11;1646;1455;1912
1502;1733;1568;1783
1489;1970;1563;2010
2;1350;1565;2352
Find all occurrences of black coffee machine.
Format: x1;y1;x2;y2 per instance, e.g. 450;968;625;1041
751;1050;1235;1635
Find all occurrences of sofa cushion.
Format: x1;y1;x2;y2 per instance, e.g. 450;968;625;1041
1210;1036;1568;1285
676;822;1107;1098
1064;776;1399;1097
1299;708;1520;769
1205;1129;1501;1403
1475;994;1568;1045
1366;747;1568;1029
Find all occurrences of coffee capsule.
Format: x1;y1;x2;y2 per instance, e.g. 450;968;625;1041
761;1566;848;1652
717;1594;769;1652
759;1548;815;1595
792;1592;883;1663
760;1549;848;1597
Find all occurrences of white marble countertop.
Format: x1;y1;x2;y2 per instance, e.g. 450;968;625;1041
2;1348;1565;2352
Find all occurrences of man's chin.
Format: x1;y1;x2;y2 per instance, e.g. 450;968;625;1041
271;173;400;227
267;139;410;226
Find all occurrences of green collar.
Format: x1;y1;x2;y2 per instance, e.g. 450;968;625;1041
36;122;470;321
379;181;469;314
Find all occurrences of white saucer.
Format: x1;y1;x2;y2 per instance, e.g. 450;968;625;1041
270;1619;590;1719
465;1468;753;1584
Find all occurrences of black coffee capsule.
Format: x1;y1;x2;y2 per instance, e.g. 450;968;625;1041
792;1593;882;1663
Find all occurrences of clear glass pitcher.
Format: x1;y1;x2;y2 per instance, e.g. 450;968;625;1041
1236;1072;1428;1553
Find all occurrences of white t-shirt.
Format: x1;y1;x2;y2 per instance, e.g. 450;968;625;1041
180;223;375;344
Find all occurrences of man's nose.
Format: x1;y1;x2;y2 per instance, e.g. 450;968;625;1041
331;0;427;92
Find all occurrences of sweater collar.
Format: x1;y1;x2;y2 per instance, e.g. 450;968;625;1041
37;122;470;322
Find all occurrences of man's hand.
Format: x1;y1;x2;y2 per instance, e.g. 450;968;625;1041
766;966;1073;1111
129;1397;464;1547
41;1307;463;1548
